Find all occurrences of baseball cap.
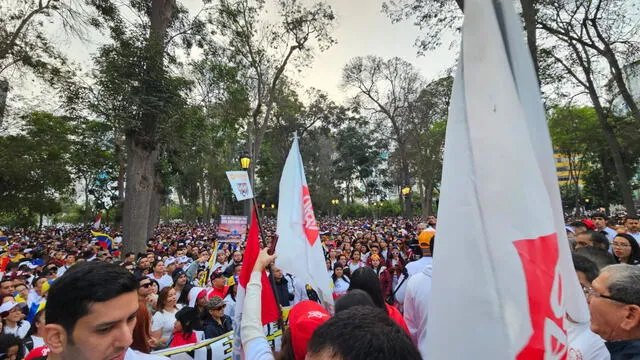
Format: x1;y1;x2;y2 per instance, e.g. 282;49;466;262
288;300;330;360
0;301;26;314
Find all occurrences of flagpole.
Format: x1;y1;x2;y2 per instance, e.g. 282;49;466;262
251;197;285;329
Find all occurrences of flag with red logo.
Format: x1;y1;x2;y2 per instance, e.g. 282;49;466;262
424;0;589;359
92;212;102;230
275;136;334;310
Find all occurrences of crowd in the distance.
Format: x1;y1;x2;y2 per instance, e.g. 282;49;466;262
0;212;637;359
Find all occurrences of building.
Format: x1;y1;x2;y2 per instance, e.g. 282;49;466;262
554;152;585;187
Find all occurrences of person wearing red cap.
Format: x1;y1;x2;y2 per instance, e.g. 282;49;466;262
281;300;330;360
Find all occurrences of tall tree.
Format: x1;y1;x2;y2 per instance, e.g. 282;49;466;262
214;0;336;187
341;56;424;216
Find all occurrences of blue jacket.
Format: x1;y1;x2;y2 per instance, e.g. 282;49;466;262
607;339;640;360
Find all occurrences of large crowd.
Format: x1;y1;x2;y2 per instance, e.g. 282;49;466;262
0;212;637;359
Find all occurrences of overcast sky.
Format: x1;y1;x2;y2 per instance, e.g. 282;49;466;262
6;0;459;119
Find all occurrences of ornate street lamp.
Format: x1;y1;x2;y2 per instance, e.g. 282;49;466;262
401;187;411;196
239;152;251;170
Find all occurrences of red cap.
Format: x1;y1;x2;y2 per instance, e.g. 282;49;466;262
288;301;330;360
582;219;596;230
196;289;207;301
25;346;50;360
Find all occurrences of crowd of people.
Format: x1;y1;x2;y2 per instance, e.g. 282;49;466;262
0;211;637;359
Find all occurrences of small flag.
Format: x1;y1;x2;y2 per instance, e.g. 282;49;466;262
92;213;102;230
275;136;334;310
423;0;588;359
91;231;113;251
232;208;279;359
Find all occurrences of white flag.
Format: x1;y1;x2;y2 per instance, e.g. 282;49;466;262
424;0;588;359
275;137;334;310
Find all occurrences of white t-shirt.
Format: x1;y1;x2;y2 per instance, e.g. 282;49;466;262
567;320;610;360
403;265;432;359
125;348;169;360
148;274;173;291
4;321;30;339
152;308;179;340
332;277;350;297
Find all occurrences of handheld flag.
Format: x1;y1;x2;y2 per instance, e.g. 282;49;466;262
92;213;102;230
275;136;334;310
424;0;588;359
91;231;113;251
232;208;280;359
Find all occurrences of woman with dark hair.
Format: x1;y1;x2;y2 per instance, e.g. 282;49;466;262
151;287;180;347
0;334;22;360
348;267;409;334
612;233;640;265
347;250;365;274
331;264;350;299
169;307;203;348
0;302;29;339
22;309;45;353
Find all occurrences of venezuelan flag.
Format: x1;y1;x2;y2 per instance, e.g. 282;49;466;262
91;231;113;251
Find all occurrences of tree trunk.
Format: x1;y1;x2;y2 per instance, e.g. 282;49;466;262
0;79;7;126
399;143;412;217
122;137;158;255
147;175;163;239
520;0;539;78
424;178;434;218
84;176;91;225
114;134;126;229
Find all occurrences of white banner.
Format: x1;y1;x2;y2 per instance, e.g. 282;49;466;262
225;171;254;201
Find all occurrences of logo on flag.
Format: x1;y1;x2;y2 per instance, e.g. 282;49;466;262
302;186;319;246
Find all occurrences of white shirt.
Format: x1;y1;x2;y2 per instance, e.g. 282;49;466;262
396;256;433;305
124;348;169;360
152;308;179;340
4;321;30;339
567;320;610;360
348;261;364;274
629;232;640;241
57;265;72;277
332;277;350;297
27;290;44;308
148;274;173;291
600;227;617;241
403;265;432;359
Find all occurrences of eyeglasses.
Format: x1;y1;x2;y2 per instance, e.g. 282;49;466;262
140;282;153;288
612;243;631;248
583;286;637;305
212;305;225;311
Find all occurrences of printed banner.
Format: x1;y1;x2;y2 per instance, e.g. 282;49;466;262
217;216;247;243
152;308;291;360
226;171;254;201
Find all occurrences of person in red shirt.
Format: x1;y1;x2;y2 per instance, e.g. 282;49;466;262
206;271;228;299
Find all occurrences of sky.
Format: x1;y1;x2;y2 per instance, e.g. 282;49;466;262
5;0;459;120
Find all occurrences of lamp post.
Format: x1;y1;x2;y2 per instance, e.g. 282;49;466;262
331;199;339;217
401;187;411;217
239;152;251;221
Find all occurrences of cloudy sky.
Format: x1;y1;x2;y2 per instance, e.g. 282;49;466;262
7;0;459;118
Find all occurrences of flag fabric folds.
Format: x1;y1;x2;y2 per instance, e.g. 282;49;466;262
92;213;102;230
424;0;588;359
232;208;279;360
275;136;334;310
91;231;113;251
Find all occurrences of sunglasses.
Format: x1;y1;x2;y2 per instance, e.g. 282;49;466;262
213;305;226;311
140;282;153;288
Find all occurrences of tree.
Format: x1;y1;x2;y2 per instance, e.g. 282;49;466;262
0;112;74;226
341;56;424;216
0;0;117;124
215;0;336;188
538;1;638;215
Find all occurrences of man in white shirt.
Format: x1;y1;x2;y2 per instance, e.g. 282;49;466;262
56;254;75;277
403;236;435;359
624;216;640;240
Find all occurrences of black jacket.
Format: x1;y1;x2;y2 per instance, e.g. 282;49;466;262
203;315;233;339
607;339;640;360
271;276;293;307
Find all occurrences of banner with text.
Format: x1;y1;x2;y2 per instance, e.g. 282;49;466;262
217;216;248;243
226;171;254;201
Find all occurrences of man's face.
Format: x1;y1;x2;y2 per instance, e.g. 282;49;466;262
138;279;153;297
428;216;437;226
48;291;138;360
273;268;283;280
233;252;242;263
175;274;187;287
626;219;639;233
153;262;164;274
125;255;135;263
574;234;593;249
66;255;75;266
213;276;226;289
0;281;14;297
139;259;150;269
593;217;607;230
588;272;639;341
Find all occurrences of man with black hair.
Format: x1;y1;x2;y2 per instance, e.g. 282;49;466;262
41;261;167;360
570;221;589;235
576;231;610;251
0;278;14;298
306;305;421;360
592;212;617;242
574;246;617;271
625;216;640;240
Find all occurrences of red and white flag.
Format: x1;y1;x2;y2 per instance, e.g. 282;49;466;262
92;212;102;230
275;136;334;310
424;0;589;359
232;208;279;359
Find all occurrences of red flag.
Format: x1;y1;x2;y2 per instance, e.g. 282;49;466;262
238;208;279;325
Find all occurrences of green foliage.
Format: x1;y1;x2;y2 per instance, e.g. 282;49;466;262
0;111;74;221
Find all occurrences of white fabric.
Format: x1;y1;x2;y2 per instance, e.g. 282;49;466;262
395;256;433;305
275;137;334;311
124;348;169;360
56;265;71;277
27;290;44;308
30;335;45;349
404;265;432;359
567;321;610;360
151;309;178;340
147;274;173;291
3;321;30;339
424;0;588;358
240;271;274;360
601;227;618;241
332;277;350;297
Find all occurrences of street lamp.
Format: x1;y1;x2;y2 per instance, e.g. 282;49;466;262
239;152;251;170
401;187;411;196
271;204;275;209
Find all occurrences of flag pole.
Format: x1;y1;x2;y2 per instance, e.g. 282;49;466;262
251;198;285;329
